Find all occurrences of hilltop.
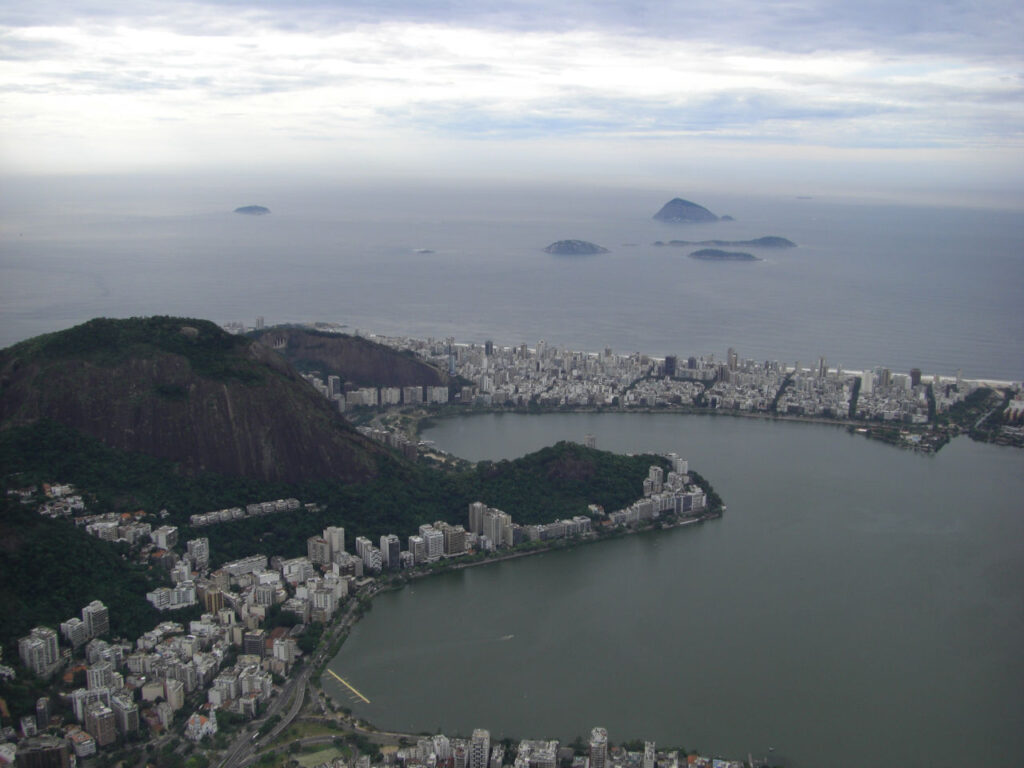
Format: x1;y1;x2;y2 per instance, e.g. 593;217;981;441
543;240;609;255
652;198;719;223
0;317;389;484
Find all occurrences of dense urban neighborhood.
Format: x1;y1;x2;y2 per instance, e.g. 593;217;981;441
2;454;740;768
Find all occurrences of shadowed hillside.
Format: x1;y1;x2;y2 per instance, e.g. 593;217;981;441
0;317;390;483
253;326;449;389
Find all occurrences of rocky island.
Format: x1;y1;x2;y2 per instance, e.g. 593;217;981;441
689;248;760;261
234;205;270;215
655;236;796;248
544;240;609;255
652;197;719;222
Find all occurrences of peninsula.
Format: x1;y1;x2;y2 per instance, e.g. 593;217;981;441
544;240;609;255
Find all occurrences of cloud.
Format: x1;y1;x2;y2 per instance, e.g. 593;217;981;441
0;0;1021;192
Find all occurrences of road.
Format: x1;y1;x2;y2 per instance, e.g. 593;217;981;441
219;584;383;768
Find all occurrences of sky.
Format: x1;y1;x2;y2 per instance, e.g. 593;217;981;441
2;0;1023;202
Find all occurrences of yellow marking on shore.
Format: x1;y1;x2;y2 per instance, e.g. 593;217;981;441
326;669;370;703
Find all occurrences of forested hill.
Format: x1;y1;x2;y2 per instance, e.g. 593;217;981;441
252;326;450;388
0;317;390;483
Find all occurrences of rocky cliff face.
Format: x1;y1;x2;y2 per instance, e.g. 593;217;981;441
0;318;388;484
254;327;450;388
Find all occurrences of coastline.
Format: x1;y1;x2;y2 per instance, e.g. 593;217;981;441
311;509;722;732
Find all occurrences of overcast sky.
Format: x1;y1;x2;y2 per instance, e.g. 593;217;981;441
2;0;1022;202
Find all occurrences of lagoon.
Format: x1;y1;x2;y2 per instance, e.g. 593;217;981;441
326;413;1024;767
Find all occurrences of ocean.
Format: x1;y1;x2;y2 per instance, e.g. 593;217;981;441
2;176;1022;380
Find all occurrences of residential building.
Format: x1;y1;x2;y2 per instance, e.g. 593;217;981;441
470;730;490;768
18;628;60;677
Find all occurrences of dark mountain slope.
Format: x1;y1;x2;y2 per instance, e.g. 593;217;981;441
0;317;390;483
253;327;449;388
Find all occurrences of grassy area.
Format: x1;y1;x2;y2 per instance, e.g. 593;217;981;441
270;721;342;746
295;747;347;767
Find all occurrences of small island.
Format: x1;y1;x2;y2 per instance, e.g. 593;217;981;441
544;240;609;255
655;236;796;248
689;248;760;261
234;205;270;215
653;197;719;222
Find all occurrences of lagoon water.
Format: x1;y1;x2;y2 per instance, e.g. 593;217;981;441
326;413;1024;767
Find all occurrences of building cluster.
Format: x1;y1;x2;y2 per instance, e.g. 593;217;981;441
7;453;710;764
606;459;706;526
188;497;304;528
382;726;746;768
300;370;449;413
356;425;419;461
7;484;87;519
342;333;985;427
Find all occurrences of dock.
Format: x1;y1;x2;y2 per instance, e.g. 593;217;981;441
325;668;371;704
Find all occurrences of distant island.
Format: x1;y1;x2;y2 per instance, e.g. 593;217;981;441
234;205;270;215
689;248;760;261
653;198;719;223
544;240;609;255
655;236;796;248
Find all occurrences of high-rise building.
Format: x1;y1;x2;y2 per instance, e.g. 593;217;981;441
421;528;444;561
664;355;677;377
110;693;139;735
482;509;512;549
243;630;266;658
354;536;371;558
589;728;608;768
468;502;487;534
81;601;109;639
307;535;331;565
35;698;51;731
380;534;401;569
152;525;178;550
408;535;426;564
186;538;210;571
18;627;60;677
470;729;490;768
910;368;922;387
324;526;345;558
86;661;113;691
818;356;828;379
15;736;69;768
642;742;655;768
84;703;116;747
440;524;466;556
60;618;89;649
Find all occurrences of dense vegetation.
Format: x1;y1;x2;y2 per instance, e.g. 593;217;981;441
6;316;261;383
0;495;200;659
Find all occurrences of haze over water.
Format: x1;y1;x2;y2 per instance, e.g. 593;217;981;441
2;179;1022;381
328;413;1024;768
